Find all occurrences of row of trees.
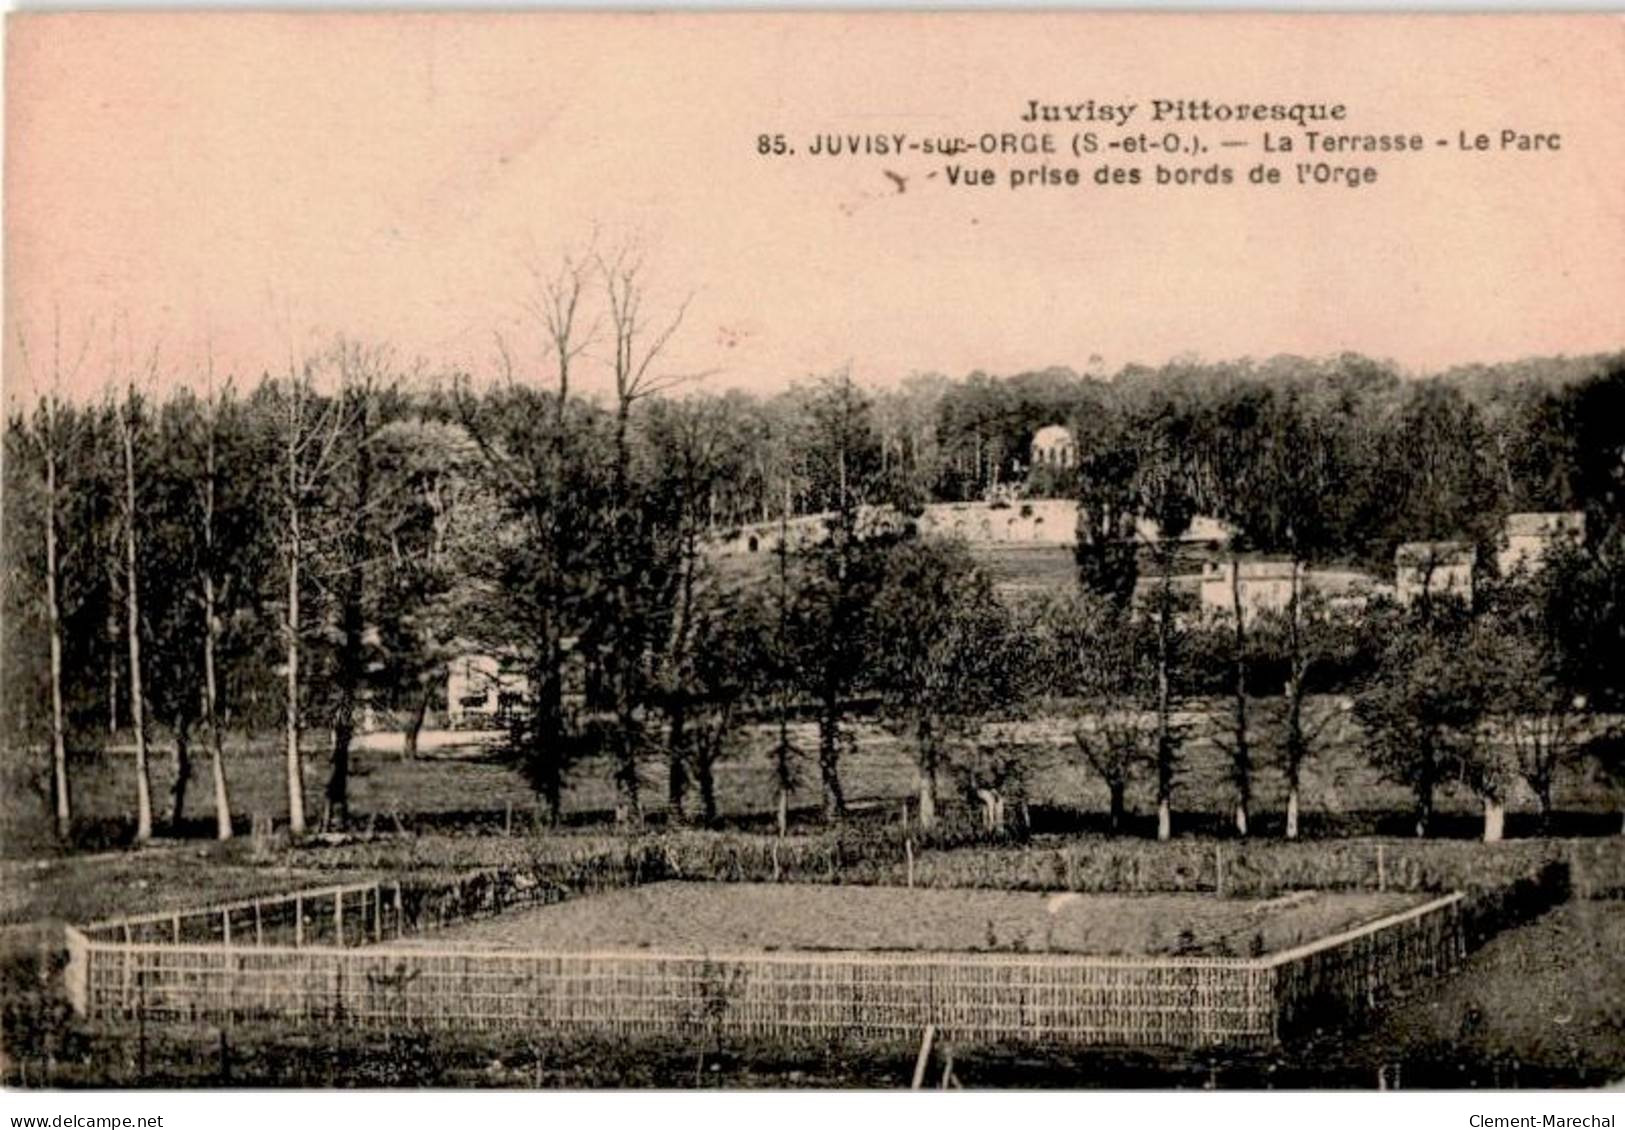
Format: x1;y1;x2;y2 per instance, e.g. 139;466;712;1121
5;267;1623;844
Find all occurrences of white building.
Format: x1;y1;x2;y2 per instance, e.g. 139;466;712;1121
1199;559;1300;625
446;653;530;729
1498;511;1584;576
1199;560;1386;624
1028;424;1077;470
1395;541;1476;607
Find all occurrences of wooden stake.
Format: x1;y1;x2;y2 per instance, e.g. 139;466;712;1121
1377;843;1387;893
906;838;915;889
911;1025;936;1090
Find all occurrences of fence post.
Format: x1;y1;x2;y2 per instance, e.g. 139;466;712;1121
172;913;181;945
911;1025;936;1089
222;908;231;945
295;895;304;947
906;839;915;889
335;889;344;946
254;900;263;947
1377;843;1386;893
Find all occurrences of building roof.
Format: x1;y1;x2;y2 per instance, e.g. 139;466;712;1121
1030;424;1074;448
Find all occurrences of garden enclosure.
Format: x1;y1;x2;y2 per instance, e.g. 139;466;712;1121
64;866;1472;1050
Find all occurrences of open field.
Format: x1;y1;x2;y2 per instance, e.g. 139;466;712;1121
394;881;1419;957
6;692;1619;858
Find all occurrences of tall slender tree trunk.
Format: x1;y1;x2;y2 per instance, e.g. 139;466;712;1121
1108;779;1127;834
818;701;846;822
666;704;689;820
1285;771;1302;841
283;395;307;834
1229;558;1250;837
326;408;371;831
203;576;231;840
606;399;644;825
772;495;795;839
1535;780;1553;836
664;529;700;820
1154;558;1175;843
169;712;192;831
201;423;232;841
43;404;71;840
696;745;718;827
1414;761;1434;839
105;565;120;736
402;679;432;761
121;400;155;843
916;724;938;831
532;632;567;827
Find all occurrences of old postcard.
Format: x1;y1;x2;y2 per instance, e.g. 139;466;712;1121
2;11;1622;1096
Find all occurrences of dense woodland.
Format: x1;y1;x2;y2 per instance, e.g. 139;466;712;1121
5;266;1624;848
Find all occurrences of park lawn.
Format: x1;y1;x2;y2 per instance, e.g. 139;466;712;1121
1294;897;1625;1088
0;844;353;928
7;694;1616;862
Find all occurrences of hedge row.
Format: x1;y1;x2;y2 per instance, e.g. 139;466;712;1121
290;827;1625;900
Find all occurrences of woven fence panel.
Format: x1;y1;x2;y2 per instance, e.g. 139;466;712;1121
1268;893;1464;1039
77;943;1276;1050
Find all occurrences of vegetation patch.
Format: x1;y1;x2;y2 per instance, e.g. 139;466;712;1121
392;880;1423;958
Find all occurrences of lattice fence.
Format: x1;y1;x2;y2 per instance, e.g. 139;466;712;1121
63;874;1467;1050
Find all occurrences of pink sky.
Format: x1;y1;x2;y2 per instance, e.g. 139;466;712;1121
6;12;1624;405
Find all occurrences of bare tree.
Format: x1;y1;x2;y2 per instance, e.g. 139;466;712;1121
458;248;599;825
198;380;234;839
321;343;402;829
115;377;156;843
595;246;701;823
274;359;352;836
15;319;94;840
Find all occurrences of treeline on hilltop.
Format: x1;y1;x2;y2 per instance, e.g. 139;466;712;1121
4;286;1624;846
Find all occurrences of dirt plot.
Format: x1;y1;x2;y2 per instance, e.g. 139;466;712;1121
396;881;1421;957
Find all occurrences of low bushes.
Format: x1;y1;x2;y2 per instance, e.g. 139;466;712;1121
287;824;1625;900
